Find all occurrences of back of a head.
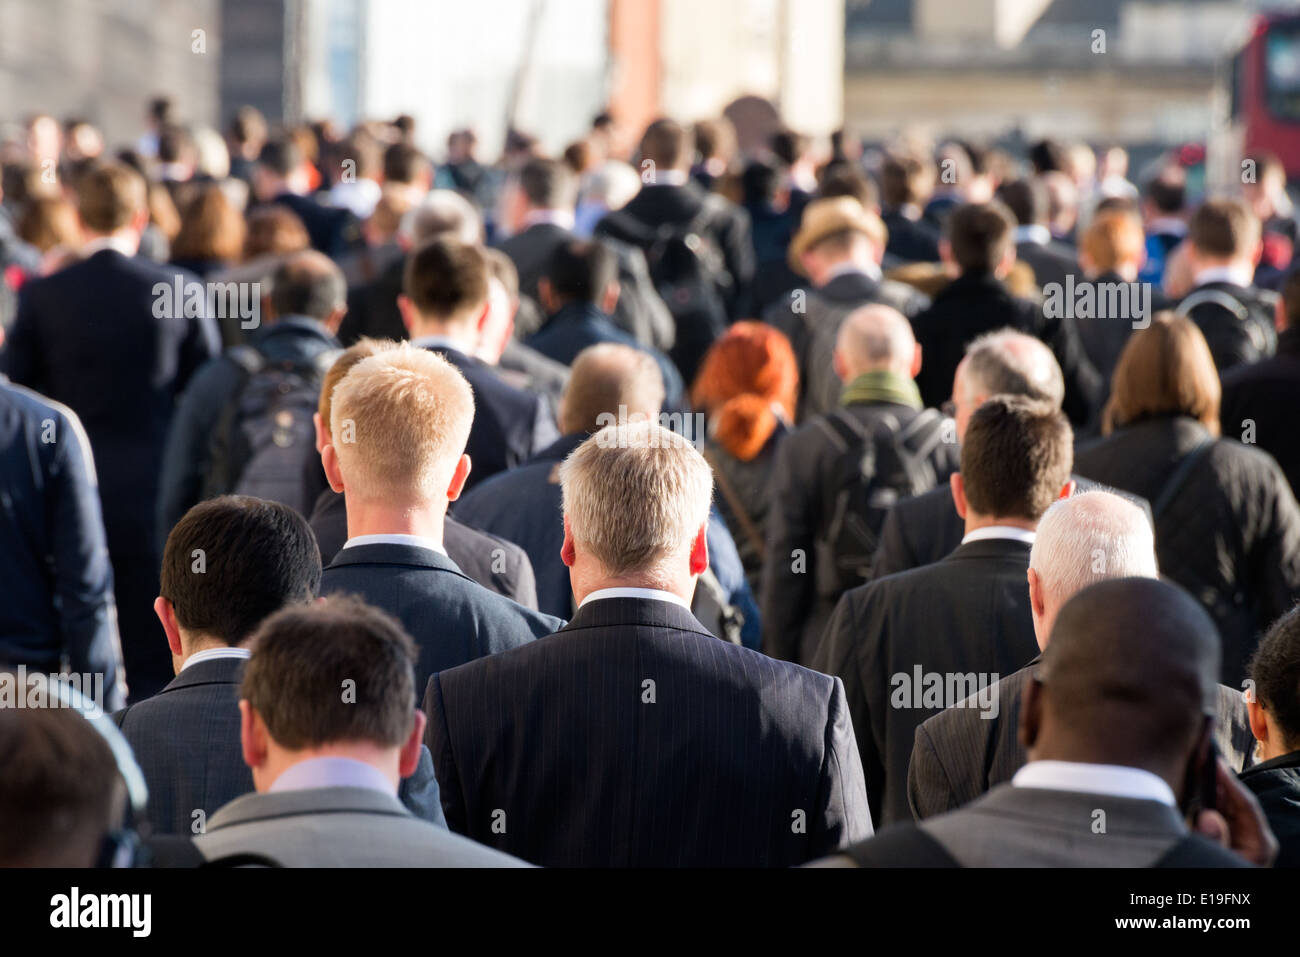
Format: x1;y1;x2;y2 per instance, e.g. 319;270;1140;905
691;322;798;461
520;157;578;211
399;189;482;246
270;249;346;321
1037;577;1221;765
243;205;310;260
172;183;245;263
962;328;1066;408
880;153;934;208
1028;138;1068;175
1189;197;1260;260
817;163;878;210
770;128;810;167
257;136;302;179
961;395;1073;522
1249;605;1300;753
544;239;617;307
562;342;665;435
241;595;418;753
1144;174;1186;215
1104;313;1220;435
1082;208;1145;273
835;304;915;377
996;177;1047;227
330;342;475;504
161;496;322;646
77;161;146;234
0;700;121;867
946;201;1015;275
741;160;781;206
1029;490;1157;610
559;420;714;579
383;142;430;186
318;338;396;427
403;237;489;325
640;118;692;172
229;105;268;147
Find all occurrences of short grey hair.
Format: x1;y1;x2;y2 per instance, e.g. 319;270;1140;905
962;328;1065;409
1029;490;1157;606
559;420;713;580
836;304;915;369
399;189;482;246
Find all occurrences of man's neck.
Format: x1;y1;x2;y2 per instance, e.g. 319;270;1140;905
570;568;694;608
345;497;448;546
963;514;1037;536
411;320;476;354
82;229;140;257
259;742;402;794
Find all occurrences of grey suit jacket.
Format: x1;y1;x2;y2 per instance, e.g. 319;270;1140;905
908;663;1257;820
195;786;529;867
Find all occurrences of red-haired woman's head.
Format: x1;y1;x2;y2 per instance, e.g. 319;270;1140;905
691;322;798;461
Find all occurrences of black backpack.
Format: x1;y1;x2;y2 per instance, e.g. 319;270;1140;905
602;205;730;383
814;408;950;598
201;346;338;515
1176;287;1277;372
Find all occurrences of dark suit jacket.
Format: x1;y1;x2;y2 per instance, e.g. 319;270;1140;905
307;487;539;609
2;249;221;699
113;655;449;832
421;344;558;491
1015;237;1078;292
320;542;562;693
907;662;1258;820
909;272;1101;427
1239;750;1300;868
340;253;408;345
424;596;872;866
1221;326;1300;497
882;209;941;264
812;538;1040;827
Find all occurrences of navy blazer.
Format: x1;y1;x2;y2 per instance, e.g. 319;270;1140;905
319;542;563;693
114;655;447;834
424;596;872;867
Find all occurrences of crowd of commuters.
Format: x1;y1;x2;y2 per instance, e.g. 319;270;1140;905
2;98;1300;869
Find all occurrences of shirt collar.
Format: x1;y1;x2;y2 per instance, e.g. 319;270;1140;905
523;209;575;231
1193;265;1253;289
1013;224;1052;246
960;525;1036;546
1012;760;1177;808
649;170;690;187
269;756;395;795
343;533;446;555
826;260;883;283
580;586;691;610
181;646;251;671
411;334;471;357
81;234;138;258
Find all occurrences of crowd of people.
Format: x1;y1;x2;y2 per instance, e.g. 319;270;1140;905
1;97;1299;868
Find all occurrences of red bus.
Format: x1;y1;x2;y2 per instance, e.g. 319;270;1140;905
1220;11;1300;183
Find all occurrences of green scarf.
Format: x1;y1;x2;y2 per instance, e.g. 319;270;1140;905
840;369;923;410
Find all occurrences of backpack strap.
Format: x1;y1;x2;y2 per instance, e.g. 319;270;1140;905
226;343;266;378
839;825;961;868
1152;440;1215;521
896;407;949;462
701;446;767;562
1176;288;1251;323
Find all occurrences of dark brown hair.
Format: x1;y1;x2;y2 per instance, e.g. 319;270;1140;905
960;394;1073;521
403;237;489;320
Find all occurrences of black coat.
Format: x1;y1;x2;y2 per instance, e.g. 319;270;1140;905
423;595;872;866
1177;281;1278;374
1238;750;1300;868
1221;326;1300;497
1074;415;1300;685
812;538;1040;828
760;400;960;666
882;209;941;264
909;272;1102;427
1015;238;1078;292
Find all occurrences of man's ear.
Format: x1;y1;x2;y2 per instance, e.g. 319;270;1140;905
1058;478;1076;501
323;304;348;335
1276;295;1290;334
950;471;968;519
130;207;150;237
1019;676;1044;754
910;342;923;379
321;442;346;493
397;294;417;335
689;523;709;577
398;710;428;779
832;349;848;383
445;453;472;502
313;411;328;455
538;278;557;315
561;514;577;568
1027;567;1047;623
239;700;269;772
154;596;183;658
1246;697;1270;748
600;279;621;316
474;300;492;336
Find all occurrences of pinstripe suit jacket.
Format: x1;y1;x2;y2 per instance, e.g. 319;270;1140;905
907;662;1259;820
424;596;872;867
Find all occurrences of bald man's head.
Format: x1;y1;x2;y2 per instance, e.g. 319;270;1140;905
954;329;1064;439
1024;577;1221;799
560;343;665;435
834;305;920;382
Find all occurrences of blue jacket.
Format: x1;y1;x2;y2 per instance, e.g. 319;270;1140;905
0;378;125;709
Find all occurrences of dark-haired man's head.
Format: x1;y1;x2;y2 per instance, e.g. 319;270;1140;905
639;119;692;175
996;177;1048;228
1023;577;1221;804
1187;198;1262;277
254;135;308;200
1143;172;1186;219
0;700;123;866
503;157;578;234
76;161;149;243
1247;606;1300;762
238;595;425;793
398;237;490;348
382;142;431;189
155;496;321;673
817;162;879;211
538;239;620;316
942;201;1017;277
952;394;1073;532
1028;138;1068;175
268;249;347;331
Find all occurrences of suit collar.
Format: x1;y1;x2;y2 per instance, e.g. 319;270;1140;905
943;537;1033;563
326;541;469;578
206;786;412;831
563;595;714;639
974;782;1188;835
529;432;586;464
819;270;882;302
159;655;245;693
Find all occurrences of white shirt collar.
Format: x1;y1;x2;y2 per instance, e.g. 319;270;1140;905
1013;224;1052;247
81;234;138;258
411;335;470;357
650;170;690;187
826;260;883;283
960;526;1036;546
1193;265;1254;289
1012;760;1177;808
523;209;575;231
181;646;251;671
1148;217;1187;237
269;756;394;795
580;586;691;610
343;533;446;555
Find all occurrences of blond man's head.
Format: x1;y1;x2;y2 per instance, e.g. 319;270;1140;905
327;343;475;506
559;420;713;585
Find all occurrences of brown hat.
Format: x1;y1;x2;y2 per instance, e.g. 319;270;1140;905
787;196;888;276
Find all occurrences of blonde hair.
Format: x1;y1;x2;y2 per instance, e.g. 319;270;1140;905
559;421;713;580
330;343;475;504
